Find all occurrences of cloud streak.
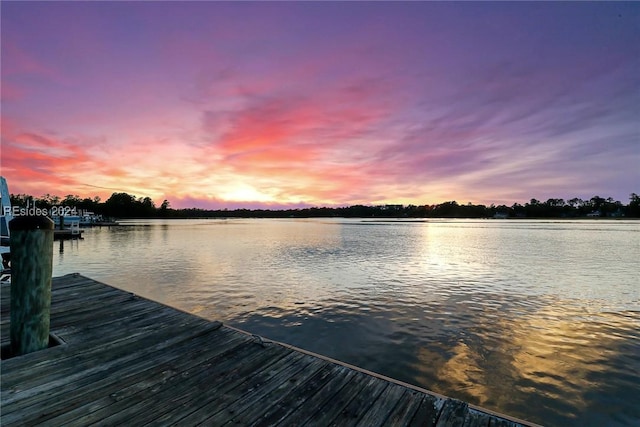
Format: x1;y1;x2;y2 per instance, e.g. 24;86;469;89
2;2;638;207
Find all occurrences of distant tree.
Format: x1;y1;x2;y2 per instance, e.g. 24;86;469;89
511;203;525;217
599;197;621;217
76;197;101;214
589;196;605;214
525;199;546;217
39;194;60;208
159;199;171;217
7;191;640;219
62;194;82;207
103;192;138;217
543;198;565;217
139;196;156;216
567;198;579;208
431;201;460;217
627;193;640;217
9;194;32;207
491;204;509;217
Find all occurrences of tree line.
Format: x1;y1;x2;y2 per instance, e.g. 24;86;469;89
8;192;640;219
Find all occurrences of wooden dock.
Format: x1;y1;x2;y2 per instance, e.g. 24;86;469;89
1;274;540;426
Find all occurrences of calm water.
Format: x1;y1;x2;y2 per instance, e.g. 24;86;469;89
52;219;639;426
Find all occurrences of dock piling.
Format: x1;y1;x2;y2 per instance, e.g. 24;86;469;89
9;215;54;356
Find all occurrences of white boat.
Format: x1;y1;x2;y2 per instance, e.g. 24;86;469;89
79;211;105;226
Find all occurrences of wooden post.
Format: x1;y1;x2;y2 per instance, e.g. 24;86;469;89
9;215;54;356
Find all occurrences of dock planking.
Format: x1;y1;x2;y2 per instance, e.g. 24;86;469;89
1;274;541;426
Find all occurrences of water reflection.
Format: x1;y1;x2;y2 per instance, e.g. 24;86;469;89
51;219;640;427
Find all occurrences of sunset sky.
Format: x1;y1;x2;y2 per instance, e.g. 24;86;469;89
2;2;638;209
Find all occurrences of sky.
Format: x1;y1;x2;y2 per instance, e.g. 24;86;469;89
1;2;639;209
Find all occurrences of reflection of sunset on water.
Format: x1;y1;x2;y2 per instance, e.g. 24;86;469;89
411;300;639;423
510;309;638;415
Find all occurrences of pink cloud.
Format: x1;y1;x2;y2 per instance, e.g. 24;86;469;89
194;82;399;205
1;121;95;196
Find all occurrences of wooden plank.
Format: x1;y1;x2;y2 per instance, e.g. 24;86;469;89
48;294;155;324
46;274;93;291
1;310;212;387
1;304;196;375
49;286;126;305
296;372;372;426
204;356;321;425
2;327;233;426
407;394;445;427
50;302;179;341
463;408;493;427
26;331;252;426
143;346;299;426
0;276;115;314
121;343;291;426
165;350;310;426
50;302;198;343
275;367;358;427
2;326;223;419
328;375;389;426
1;320;221;406
383;389;428;426
50;281;124;297
214;357;327;426
176;351;318;426
48;280;130;297
89;340;292;426
354;383;408;427
48;293;135;318
436;399;470;427
2;317;214;393
489;416;526;427
249;362;343;426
